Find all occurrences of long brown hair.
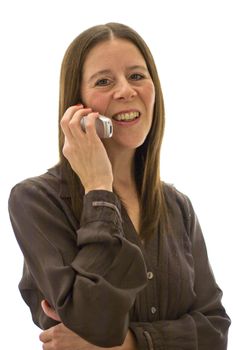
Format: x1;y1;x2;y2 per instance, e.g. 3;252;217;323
59;22;167;241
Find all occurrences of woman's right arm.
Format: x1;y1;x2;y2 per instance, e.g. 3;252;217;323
8;181;147;348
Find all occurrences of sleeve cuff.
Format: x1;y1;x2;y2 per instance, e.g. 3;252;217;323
130;324;156;350
130;323;164;350
81;190;123;228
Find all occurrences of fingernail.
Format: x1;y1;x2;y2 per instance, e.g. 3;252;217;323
76;103;83;107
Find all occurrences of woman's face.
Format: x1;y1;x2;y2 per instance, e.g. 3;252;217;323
81;38;155;150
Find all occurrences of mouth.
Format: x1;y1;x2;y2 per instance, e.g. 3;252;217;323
112;111;141;122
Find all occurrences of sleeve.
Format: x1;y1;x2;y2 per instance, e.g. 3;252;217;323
129;197;231;350
8;180;148;347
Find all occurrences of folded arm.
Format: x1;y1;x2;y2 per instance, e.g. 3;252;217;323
8;181;147;347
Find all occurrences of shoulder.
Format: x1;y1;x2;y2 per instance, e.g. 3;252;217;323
163;182;192;212
9;164;62;206
162;182;195;232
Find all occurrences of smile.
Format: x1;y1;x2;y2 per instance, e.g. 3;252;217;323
112;111;140;122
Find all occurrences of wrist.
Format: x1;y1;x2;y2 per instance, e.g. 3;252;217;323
122;330;138;350
85;186;113;194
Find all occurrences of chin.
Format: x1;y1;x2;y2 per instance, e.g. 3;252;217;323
105;135;147;150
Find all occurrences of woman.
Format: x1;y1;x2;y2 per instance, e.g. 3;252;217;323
8;23;230;349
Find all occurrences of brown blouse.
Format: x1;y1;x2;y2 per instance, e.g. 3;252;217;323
8;164;230;349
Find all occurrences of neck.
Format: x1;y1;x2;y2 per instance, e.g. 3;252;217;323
104;144;136;188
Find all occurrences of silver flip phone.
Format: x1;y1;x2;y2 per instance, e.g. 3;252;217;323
80;115;113;138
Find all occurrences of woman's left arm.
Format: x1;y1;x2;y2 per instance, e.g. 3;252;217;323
129;196;231;350
40;325;137;350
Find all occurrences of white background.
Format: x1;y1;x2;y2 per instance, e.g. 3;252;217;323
0;0;232;348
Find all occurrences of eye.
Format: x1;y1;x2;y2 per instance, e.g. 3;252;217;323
95;78;111;86
130;73;145;81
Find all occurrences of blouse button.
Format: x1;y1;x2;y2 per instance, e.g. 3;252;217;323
151;306;157;314
147;271;154;280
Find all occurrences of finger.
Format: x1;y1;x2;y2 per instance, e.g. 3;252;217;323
41;300;61;322
68;108;93;138
39;328;52;343
82;112;100;138
41;300;60;321
41;344;50;350
60;104;85;140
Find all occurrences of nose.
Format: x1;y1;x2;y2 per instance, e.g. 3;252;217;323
113;79;137;101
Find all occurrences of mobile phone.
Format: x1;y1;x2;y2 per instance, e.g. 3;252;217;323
80;115;113;138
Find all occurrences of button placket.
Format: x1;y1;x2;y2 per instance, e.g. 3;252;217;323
146;269;157;319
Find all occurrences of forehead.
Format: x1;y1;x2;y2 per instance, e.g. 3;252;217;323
82;38;147;76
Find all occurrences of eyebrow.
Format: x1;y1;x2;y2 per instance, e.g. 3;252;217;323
88;65;148;82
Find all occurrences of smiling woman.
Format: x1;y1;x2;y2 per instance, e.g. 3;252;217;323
8;22;230;350
81;38;155;154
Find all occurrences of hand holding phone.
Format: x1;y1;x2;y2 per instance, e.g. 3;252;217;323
80;115;113;138
61;106;113;192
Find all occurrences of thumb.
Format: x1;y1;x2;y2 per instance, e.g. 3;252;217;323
41;300;61;322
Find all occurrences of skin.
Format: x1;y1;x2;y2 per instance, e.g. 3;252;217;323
39;38;155;349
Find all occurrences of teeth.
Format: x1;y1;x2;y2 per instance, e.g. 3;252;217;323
114;111;140;121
